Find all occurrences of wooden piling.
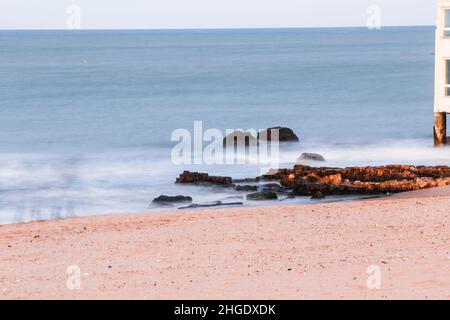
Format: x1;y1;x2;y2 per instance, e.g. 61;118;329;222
434;112;447;146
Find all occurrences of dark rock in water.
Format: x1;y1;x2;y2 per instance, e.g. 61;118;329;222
223;130;257;147
246;191;278;201
233;177;261;183
258;127;299;142
280;193;296;201
152;195;192;205
235;185;258;192
260;183;293;195
178;201;243;210
311;191;325;199
260;183;282;191
298;153;326;162
219;195;245;201
176;171;233;186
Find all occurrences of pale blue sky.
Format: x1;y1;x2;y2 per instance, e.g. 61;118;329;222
0;0;437;30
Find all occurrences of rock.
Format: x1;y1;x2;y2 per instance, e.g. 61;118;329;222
178;201;243;209
223;131;257;147
219;195;245;201
436;178;447;187
311;191;325;199
281;164;450;184
235;185;258;192
298;153;326;162
259;183;290;194
261;168;284;180
176;171;233;186
304;173;321;183
233;177;261;183
280;193;296;201
246;191;278;201
261;183;283;192
318;174;342;186
273;164;450;196
152;195;192;205
258;126;299;142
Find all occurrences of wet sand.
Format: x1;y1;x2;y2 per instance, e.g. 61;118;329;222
0;187;449;300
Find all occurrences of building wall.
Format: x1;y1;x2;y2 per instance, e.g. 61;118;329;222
435;0;450;112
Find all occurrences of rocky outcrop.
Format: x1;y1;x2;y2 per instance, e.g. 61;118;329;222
152;195;193;205
179;201;243;209
174;165;450;201
223;131;257;147
176;171;233;186
272;165;450;196
298;153;326;162
258;127;299;142
246;191;278;201
276;165;450;185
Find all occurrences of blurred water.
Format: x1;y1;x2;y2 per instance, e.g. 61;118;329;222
0;27;443;224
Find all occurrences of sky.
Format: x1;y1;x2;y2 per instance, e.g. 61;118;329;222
0;0;437;30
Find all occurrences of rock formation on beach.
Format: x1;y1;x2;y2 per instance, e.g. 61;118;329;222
268;164;450;196
176;171;233;186
175;164;450;200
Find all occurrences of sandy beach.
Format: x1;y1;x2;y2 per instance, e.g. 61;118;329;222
0;187;449;300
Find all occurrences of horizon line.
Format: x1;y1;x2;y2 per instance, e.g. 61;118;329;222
0;24;435;32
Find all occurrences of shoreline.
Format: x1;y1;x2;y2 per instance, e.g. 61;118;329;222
0;186;449;299
2;193;388;227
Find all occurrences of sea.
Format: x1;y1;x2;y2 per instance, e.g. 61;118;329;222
0;26;447;224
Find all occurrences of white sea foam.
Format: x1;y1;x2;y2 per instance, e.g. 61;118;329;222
0;138;449;224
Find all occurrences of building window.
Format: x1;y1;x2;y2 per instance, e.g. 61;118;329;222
446;60;450;96
445;9;450;37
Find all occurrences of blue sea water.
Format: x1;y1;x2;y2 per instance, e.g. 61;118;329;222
0;26;447;224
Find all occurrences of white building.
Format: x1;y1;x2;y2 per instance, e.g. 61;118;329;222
434;0;450;145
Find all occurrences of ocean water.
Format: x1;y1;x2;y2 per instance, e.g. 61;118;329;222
0;26;447;224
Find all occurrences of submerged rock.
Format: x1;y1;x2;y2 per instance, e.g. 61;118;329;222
258;127;299;142
152;195;193;205
259;183;294;196
298;153;326;162
233;177;261;183
235;185;258;192
176;171;233;186
178;201;243;210
219;195;245;201
246;191;278;201
260;183;282;191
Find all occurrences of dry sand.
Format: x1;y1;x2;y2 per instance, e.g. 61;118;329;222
0;188;449;300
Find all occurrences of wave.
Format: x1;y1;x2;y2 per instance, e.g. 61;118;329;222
0;138;449;224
